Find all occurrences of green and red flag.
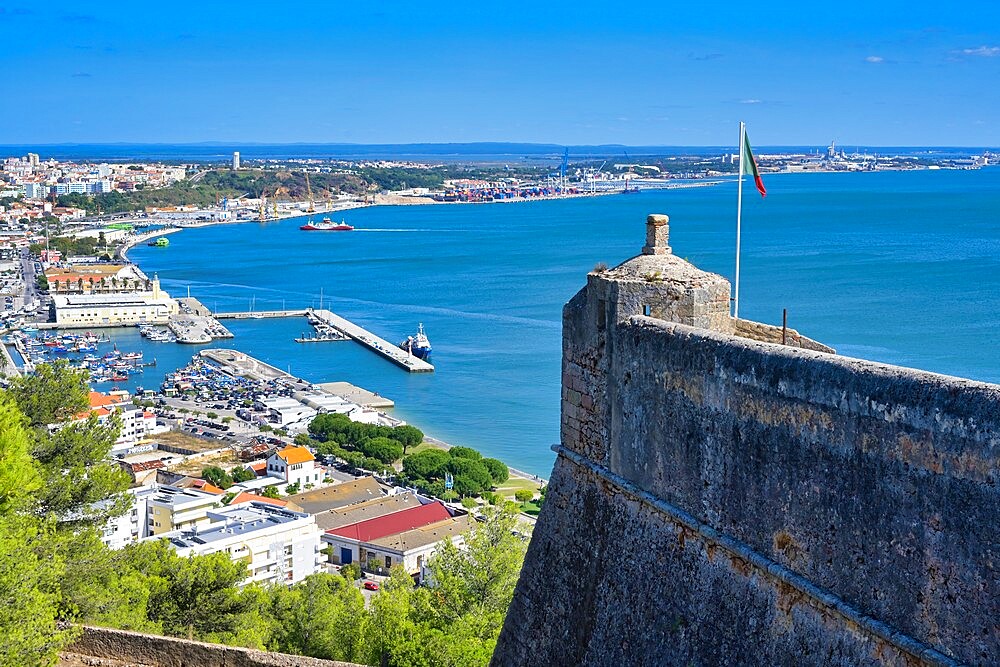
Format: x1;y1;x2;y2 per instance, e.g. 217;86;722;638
741;127;767;197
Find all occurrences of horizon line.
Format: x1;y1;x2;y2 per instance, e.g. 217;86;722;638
1;141;997;151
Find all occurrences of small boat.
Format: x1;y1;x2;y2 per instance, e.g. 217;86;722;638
300;217;354;231
147;237;170;247
398;323;432;360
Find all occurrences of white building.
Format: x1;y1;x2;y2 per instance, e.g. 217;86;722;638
100;485;160;550
164;503;323;586
257;396;317;426
232;152;240;170
266;445;322;488
147;485;222;536
51;281;178;327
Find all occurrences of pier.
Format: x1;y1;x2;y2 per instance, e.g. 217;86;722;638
310;309;434;372
214;309;308;320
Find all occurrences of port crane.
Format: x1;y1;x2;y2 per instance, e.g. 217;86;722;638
304;172;316;213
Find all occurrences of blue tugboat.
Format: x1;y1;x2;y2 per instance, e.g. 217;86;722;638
399;323;432;360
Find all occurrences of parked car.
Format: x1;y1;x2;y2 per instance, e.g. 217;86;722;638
363;581;379;591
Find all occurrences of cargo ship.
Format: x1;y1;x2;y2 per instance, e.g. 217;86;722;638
398;323;432;360
300;217;354;231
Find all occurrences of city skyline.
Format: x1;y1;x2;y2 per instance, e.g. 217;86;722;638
2;1;999;146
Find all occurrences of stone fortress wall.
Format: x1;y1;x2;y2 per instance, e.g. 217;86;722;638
491;215;997;666
60;625;364;667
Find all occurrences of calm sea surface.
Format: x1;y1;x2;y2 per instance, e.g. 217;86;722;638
118;168;1000;476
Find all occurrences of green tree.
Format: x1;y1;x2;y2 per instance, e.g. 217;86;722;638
10;361;88;427
402;449;450;481
261;485;280;499
447;457;494;497
448;446;482;460
481;458;509;485
514;489;534;503
31;413;131;524
231;466;255;483
391;425;424;453
0;392;74;665
363;566;423;667
0;393;41;511
268;574;366;661
0;514;78;667
358;436;404;464
128;540;249;640
202;465;233;489
422;506;527;632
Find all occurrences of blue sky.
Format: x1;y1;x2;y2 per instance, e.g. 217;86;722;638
2;1;999;146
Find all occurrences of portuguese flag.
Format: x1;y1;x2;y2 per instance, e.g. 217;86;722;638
741;127;767;197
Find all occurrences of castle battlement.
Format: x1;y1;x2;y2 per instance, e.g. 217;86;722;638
492;214;996;667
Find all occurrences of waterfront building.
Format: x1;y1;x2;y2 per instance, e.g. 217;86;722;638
51;290;179;326
44;263;149;294
232;151;240;170
256;396;317;427
163;502;324;586
146;485;222;536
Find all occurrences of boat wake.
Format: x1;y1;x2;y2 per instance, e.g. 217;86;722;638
350;228;464;233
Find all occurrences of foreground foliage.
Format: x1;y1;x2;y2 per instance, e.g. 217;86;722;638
0;363;528;667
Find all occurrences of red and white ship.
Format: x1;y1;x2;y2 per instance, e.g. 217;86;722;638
300;217;354;231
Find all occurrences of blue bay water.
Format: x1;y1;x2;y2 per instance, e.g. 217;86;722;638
119;168;1000;476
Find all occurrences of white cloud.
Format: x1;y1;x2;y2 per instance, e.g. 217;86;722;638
740;99;761;104
961;46;1000;57
865;56;884;64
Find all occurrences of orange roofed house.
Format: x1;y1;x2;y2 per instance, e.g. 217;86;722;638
266;445;321;488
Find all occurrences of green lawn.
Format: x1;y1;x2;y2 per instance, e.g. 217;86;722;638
496;476;541;497
520;501;541;516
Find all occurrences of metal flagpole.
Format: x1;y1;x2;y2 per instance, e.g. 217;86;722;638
734;121;745;319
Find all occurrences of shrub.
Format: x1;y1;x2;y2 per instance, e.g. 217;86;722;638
340;562;362;580
514;489;534;503
231;466;255;483
201;465;233;489
482;491;502;506
461;497;478;510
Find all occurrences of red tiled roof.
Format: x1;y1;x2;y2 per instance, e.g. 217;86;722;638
275;445;315;465
127;460;164;472
89;391;118;409
190;479;226;495
229;491;288;508
327;501;452;543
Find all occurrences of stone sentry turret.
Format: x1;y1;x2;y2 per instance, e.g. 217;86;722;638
492;214;997;666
